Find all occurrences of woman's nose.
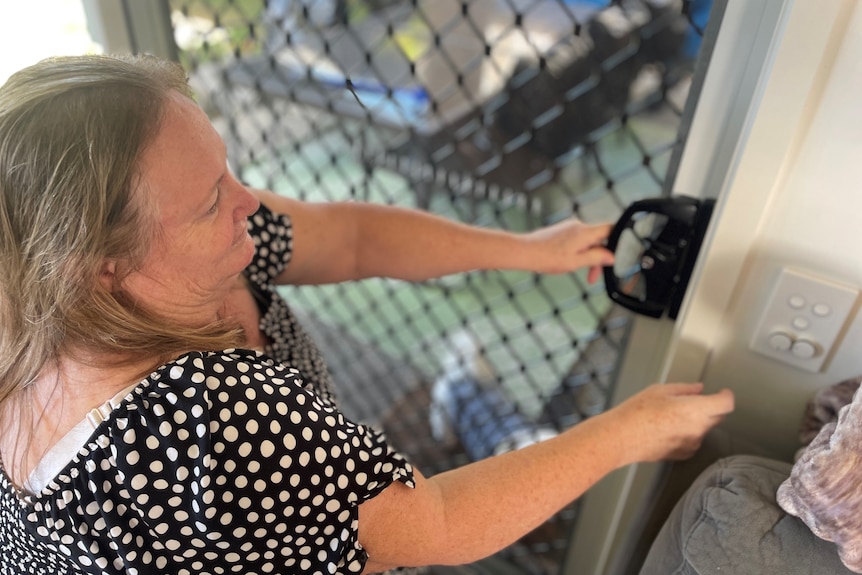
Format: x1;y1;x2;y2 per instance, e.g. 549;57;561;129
227;175;260;217
240;186;260;217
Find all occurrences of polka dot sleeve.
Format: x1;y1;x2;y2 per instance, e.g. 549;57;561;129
10;350;414;575
246;203;292;285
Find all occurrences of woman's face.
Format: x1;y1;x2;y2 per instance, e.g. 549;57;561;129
118;92;260;324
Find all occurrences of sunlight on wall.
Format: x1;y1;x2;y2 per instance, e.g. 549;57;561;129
0;0;102;84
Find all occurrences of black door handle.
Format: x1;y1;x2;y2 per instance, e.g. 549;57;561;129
603;195;715;319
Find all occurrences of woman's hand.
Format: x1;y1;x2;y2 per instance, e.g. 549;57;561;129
602;383;735;465
524;219;615;283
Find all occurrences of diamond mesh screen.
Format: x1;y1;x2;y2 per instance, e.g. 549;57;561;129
165;0;714;572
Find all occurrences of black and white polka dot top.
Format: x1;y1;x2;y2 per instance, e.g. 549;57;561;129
0;204;415;575
244;205;338;405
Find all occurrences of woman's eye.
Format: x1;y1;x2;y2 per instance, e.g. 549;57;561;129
207;188;221;214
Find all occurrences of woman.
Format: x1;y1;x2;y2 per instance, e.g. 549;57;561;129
0;54;734;574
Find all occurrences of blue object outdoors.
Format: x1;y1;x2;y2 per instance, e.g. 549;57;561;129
562;0;712;58
443;376;557;461
684;0;713;58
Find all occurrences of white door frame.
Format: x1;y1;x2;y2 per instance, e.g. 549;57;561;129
82;0;176;59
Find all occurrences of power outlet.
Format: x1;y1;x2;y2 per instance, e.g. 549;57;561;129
750;268;859;372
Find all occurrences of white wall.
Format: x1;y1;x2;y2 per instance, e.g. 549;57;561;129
671;0;862;460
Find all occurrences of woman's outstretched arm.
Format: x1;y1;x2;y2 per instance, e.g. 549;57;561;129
253;189;614;286
358;383;734;573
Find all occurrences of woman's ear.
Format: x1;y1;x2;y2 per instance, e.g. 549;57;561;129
99;260;117;291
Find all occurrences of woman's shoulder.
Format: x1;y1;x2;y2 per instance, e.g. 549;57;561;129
129;349;356;430
113;348;414;493
141;348;305;398
112;349;306;424
112;349;317;458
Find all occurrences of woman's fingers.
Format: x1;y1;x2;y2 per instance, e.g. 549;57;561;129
609;383;735;464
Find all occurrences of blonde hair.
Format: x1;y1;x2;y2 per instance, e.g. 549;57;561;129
0;54;241;404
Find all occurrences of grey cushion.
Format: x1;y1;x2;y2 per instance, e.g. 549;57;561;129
639;455;855;575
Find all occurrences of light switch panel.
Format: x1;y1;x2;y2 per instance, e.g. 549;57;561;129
750;268;859;372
